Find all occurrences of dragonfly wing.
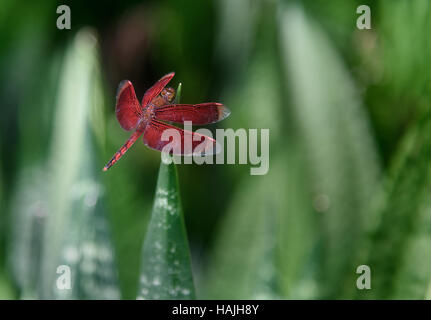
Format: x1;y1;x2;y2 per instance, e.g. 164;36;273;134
155;103;230;125
116;80;142;131
143;120;219;155
141;72;175;107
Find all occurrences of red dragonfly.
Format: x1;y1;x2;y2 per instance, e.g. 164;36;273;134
103;72;230;171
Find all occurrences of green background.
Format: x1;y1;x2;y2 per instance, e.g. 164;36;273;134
0;0;431;299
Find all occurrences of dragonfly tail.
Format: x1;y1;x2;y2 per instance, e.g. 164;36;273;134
103;128;144;171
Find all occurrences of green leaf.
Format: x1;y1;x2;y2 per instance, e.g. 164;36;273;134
174;83;182;104
6;39;64;300
137;161;195;299
0;272;14;299
279;3;381;298
137;83;195;300
8;166;47;299
206;157;286;299
39;29;119;299
204;2;294;299
362;114;431;299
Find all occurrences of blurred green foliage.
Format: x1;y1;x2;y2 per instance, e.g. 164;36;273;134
0;0;430;300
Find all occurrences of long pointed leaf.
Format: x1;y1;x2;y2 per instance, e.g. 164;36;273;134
137;84;195;300
40;29;119;299
279;3;381;298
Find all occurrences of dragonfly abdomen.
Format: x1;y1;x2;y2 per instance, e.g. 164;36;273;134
103;128;145;171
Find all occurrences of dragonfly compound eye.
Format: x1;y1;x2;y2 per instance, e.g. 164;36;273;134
161;87;176;103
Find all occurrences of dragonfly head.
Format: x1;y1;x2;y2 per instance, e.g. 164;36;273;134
161;87;176;103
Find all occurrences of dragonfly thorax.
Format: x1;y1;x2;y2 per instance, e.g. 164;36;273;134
149;87;176;109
